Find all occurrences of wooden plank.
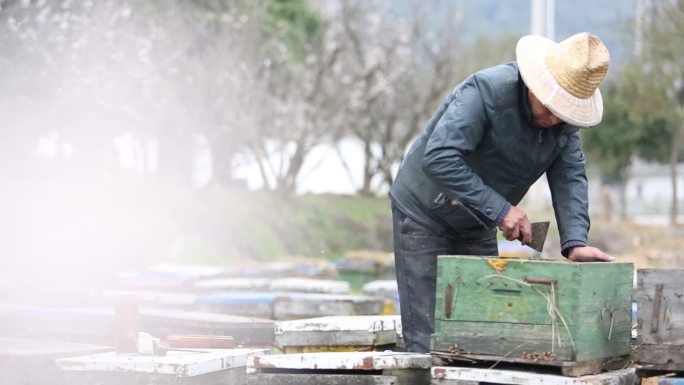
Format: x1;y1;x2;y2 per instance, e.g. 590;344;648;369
362;281;398;299
64;367;246;385
0;338;112;385
0;305;276;346
431;320;631;368
0;305;115;343
195;291;278;318
248;368;430;385
102;289;197;309
635;344;684;371
160;335;235;349
274;298;355;319
431;320;582;361
276;316;399;347
269;278;351;294
277;316;400;333
281;345;393;354
277;330;397;348
250;369;428;385
431;350;630;376
248;373;396;385
192;278;272;292
141;309;275;345
0;337;112;358
431;367;637;385
273;294;385;320
251;352;432;370
57;348;262;376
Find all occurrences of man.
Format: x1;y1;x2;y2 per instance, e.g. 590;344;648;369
389;32;615;353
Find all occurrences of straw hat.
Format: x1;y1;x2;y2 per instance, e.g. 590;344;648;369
516;32;610;127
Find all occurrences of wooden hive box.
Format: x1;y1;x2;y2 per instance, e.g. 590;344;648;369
431;256;633;376
635;268;684;371
275;315;400;353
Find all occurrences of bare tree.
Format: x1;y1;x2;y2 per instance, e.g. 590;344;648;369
328;0;465;195
242;4;346;194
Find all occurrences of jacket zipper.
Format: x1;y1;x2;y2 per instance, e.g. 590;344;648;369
538;129;543;144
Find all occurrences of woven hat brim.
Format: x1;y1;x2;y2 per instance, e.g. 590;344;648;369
516;35;603;128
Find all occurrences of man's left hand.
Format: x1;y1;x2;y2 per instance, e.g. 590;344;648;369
567;246;614;262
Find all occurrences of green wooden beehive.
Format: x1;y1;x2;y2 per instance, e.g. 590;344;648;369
431;256;633;374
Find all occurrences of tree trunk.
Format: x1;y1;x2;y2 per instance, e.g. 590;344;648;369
670;135;680;226
281;141;307;196
247;143;273;191
359;139;374;196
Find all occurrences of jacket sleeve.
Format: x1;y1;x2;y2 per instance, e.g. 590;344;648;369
421;77;510;226
546;130;590;256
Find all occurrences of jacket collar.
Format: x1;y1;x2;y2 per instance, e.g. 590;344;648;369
518;70;533;125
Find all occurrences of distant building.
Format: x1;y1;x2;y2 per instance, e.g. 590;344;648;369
621;159;684;218
519;158;684;225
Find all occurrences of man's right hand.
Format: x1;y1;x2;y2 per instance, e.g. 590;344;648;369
498;206;532;245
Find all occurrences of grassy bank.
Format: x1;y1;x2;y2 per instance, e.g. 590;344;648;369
1;183;393;283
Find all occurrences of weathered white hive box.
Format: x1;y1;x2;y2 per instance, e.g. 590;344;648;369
275;315;400;353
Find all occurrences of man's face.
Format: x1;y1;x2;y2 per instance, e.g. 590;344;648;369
528;91;564;128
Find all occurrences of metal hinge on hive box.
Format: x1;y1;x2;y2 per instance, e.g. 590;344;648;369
430;255;634;376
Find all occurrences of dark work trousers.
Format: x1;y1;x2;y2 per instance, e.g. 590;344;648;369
392;204;498;353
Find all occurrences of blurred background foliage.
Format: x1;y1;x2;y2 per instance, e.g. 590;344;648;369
1;0;683;280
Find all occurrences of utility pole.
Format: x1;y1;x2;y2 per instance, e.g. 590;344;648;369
546;0;555;41
531;0;555;40
633;0;647;57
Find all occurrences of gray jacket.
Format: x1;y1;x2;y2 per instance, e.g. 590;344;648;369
389;62;589;255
